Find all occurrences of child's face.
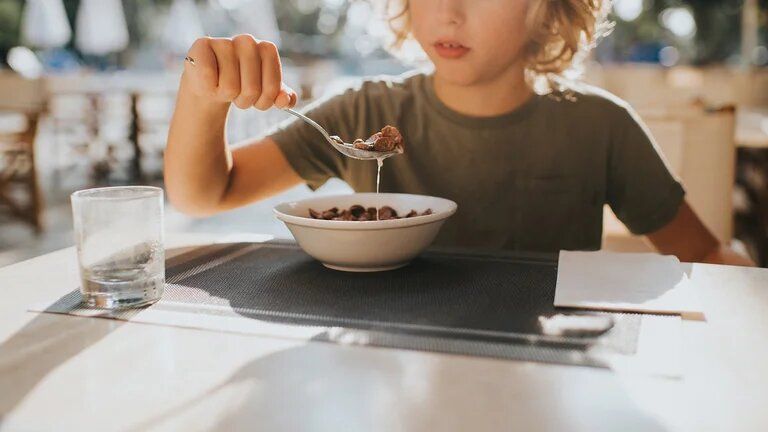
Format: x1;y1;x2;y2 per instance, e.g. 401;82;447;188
410;0;530;85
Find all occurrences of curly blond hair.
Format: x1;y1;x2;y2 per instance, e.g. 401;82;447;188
384;0;612;91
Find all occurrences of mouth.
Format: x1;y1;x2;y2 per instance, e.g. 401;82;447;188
433;40;470;59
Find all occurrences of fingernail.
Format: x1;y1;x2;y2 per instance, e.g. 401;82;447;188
278;93;290;107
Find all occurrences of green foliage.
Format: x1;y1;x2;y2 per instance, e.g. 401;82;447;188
0;0;21;64
609;0;748;64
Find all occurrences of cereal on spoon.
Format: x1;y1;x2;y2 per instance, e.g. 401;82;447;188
330;125;405;153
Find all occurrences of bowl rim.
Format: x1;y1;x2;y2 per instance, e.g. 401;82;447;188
273;193;457;231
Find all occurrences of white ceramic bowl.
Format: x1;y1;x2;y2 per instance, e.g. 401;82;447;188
274;193;457;272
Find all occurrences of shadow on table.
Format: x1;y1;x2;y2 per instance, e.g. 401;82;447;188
125;244;670;430
127;341;670;432
0;296;140;426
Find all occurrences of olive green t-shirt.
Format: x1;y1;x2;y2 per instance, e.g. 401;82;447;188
269;72;685;253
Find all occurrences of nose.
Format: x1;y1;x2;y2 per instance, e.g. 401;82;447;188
436;0;465;26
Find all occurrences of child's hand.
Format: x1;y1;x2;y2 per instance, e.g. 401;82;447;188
181;34;298;110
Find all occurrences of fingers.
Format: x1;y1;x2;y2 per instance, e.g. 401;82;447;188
253;41;281;111
232;34;261;109
208;38;240;102
184;38;219;97
183;35;296;110
274;84;298;109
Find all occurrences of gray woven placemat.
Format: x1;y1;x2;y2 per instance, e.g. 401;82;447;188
35;242;680;369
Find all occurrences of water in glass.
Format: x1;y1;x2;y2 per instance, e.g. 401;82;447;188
72;186;165;309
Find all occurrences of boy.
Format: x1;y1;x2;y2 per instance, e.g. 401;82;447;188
165;0;753;266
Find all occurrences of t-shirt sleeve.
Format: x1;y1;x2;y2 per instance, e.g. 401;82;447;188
268;88;359;190
607;104;686;235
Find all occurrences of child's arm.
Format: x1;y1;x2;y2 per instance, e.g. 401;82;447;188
646;201;756;267
607;102;755;267
164;35;301;216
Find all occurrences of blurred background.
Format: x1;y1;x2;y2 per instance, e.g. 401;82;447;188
1;0;768;267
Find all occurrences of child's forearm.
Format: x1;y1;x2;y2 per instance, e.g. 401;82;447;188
646;201;756;267
164;79;233;216
164;35;296;215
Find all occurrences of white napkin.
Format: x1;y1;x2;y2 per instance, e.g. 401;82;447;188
555;251;702;317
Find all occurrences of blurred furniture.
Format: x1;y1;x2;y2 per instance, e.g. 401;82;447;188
46;89;140;186
734;147;768;266
0;72;47;232
134;91;176;179
585;63;768;109
734;108;768;266
603;105;737;252
44;73;179;185
736;107;768;149
46;92;99;188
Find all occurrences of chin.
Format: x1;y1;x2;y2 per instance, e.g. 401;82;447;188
432;63;486;86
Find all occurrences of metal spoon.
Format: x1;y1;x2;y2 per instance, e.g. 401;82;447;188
282;108;403;161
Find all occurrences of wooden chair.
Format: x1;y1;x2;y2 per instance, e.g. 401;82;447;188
0;72;47;233
603;104;737;252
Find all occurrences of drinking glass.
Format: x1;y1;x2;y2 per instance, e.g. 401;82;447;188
71;186;164;309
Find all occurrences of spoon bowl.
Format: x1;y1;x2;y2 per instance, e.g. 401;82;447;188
283;108;402;161
329;137;404;161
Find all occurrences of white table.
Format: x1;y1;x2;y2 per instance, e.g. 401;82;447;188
1;233;767;432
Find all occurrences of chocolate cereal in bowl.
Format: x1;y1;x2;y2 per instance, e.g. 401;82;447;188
274;193;457;272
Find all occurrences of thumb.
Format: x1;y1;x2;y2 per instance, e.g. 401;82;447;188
274;84;298;109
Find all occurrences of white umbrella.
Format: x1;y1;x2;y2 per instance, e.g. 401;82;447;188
163;0;206;55
21;0;72;49
75;0;130;55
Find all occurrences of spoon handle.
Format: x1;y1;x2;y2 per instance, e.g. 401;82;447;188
282;108;334;144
